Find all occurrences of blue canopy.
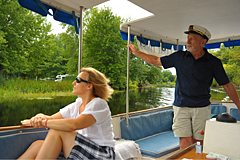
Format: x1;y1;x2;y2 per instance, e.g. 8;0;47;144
18;0;108;34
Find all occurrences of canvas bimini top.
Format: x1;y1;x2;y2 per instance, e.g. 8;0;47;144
120;0;240;50
18;0;109;33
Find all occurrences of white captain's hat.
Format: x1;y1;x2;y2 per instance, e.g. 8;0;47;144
184;25;211;41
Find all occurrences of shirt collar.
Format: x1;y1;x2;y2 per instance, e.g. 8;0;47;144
202;48;210;60
186;48;210;60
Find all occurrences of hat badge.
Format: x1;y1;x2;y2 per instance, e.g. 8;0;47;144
189;25;193;30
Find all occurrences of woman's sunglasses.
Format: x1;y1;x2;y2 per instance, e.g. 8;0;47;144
76;77;90;83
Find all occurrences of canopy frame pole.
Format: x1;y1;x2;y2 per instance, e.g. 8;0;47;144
78;6;83;74
176;39;179;51
126;25;131;125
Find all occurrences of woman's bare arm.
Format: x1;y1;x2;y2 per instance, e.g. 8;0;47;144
21;114;96;131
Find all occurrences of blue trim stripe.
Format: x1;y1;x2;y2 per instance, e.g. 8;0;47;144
120;30;240;49
120;30;135;42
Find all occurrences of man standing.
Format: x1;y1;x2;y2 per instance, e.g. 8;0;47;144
127;25;240;150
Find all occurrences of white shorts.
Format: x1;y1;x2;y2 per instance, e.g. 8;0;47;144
172;105;211;140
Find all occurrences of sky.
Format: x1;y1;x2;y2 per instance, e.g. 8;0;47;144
46;0;176;75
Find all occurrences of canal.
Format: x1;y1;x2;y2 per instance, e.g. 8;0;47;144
0;84;234;127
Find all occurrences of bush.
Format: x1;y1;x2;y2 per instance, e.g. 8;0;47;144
63;75;77;81
0;75;6;86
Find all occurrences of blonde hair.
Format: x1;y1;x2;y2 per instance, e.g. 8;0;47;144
81;67;114;101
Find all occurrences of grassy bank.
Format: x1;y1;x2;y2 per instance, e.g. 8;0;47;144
0;78;140;102
0;78;74;102
0;78;169;99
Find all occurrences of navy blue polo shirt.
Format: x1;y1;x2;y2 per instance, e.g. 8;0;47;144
161;48;230;107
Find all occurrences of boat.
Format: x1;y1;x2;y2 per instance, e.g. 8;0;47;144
117;0;240;159
1;0;240;159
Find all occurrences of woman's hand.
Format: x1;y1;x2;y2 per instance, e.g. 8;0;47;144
30;115;44;128
21;117;43;128
21;113;49;128
21;119;31;126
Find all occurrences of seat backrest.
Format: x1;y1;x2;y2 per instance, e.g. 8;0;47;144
120;109;173;140
230;108;240;121
211;105;226;115
0;128;48;159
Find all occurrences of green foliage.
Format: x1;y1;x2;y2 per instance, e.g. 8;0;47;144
210;45;240;86
40;35;68;77
0;74;6;86
0;1;165;91
168;74;175;82
145;65;162;84
3;1;240;89
0;78;75;103
58;24;79;74
63;75;77;81
82;7;128;89
0;0;53;79
1;78;73;94
161;70;175;82
128;44;149;84
162;70;172;77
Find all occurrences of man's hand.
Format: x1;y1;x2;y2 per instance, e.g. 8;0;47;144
127;44;138;55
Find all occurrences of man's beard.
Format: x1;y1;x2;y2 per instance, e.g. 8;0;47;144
186;44;201;53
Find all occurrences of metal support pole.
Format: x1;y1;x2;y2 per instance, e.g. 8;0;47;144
78;6;83;74
176;39;179;51
126;25;131;125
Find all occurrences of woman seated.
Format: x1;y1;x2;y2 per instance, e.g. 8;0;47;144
19;67;115;160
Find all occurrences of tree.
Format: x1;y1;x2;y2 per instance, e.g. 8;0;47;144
162;70;172;78
163;77;169;82
0;28;7;75
145;65;162;84
58;24;79;75
210;45;240;86
129;56;148;84
40;35;68;78
0;0;53;79
1;1;174;87
161;70;172;82
82;7;128;89
168;74;175;82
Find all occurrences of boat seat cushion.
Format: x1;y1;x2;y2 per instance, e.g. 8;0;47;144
230;108;240;121
135;131;179;158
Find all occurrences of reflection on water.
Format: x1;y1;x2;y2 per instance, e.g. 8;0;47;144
0;85;234;127
0;95;78;127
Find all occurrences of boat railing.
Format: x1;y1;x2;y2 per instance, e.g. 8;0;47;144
0;101;237;132
0;125;32;132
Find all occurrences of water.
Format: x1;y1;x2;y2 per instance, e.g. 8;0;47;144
0;84;233;127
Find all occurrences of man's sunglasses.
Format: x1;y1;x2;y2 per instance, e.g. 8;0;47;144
76;77;90;83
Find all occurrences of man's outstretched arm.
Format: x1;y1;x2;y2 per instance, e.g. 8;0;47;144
127;44;162;66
